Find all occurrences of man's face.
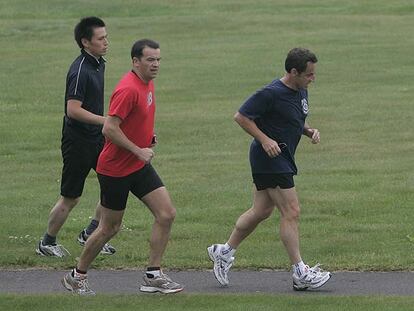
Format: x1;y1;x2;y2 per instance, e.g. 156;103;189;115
82;27;108;57
134;47;161;82
294;62;316;89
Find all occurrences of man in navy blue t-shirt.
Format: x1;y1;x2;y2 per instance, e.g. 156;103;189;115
208;48;331;291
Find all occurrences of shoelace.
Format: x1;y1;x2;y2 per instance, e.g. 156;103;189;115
218;255;234;272
307;263;323;274
160;272;172;283
302;263;328;282
77;278;92;292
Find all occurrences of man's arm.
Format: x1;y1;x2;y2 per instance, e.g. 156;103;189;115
303;121;320;144
67;100;106;125
234;112;283;158
102;115;154;163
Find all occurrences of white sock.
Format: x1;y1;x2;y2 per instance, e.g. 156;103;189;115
146;269;161;278
293;260;307;277
221;243;236;257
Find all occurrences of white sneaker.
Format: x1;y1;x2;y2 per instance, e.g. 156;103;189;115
207;244;234;286
36;239;70;257
292;264;331;291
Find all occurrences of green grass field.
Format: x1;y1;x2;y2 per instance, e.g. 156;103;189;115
2;294;414;311
1;0;413;309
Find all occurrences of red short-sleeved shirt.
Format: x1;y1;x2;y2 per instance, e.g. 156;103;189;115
97;71;155;177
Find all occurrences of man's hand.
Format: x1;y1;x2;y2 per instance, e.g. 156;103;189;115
307;128;320;144
261;137;283;158
134;147;154;163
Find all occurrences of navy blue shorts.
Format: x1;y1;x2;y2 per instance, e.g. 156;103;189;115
97;164;164;211
252;173;294;191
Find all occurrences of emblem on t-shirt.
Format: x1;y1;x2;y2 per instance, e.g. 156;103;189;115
147;91;153;106
301;98;309;114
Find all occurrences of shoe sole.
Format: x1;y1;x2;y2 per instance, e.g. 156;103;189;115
140;285;184;294
293;273;332;291
207;246;229;286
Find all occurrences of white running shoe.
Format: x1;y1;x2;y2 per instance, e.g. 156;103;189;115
292;264;331;291
36;239;70;257
207;244;234;286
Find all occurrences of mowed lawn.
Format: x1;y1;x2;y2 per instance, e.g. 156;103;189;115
3;294;414;311
0;0;413;275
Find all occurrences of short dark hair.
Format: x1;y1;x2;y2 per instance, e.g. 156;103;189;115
285;48;318;74
131;39;160;59
74;16;105;49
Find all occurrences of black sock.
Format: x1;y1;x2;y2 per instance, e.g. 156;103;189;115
147;267;161;271
75;268;87;275
42;233;56;245
85;219;99;235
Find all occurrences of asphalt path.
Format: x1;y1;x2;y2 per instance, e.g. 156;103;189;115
1;269;414;295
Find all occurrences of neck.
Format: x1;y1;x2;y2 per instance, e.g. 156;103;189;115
84;49;100;61
280;75;298;91
132;68;149;84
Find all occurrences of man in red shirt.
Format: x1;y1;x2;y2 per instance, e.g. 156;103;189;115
62;39;183;295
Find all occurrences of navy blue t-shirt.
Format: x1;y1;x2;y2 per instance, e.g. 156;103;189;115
63;49;105;143
238;79;309;175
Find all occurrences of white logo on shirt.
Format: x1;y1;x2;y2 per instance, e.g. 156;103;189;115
301;98;309;114
147;92;153;106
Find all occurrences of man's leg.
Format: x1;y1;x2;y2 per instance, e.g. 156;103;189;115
141;187;176;267
266;187;301;265
36;196;79;257
138;186;183;294
85;201;102;234
267;187;331;290
47;196;79;237
61;205;123;296
77;201;117;255
77;205;124;271
208;189;275;286
77;201;101;244
227;189;275;248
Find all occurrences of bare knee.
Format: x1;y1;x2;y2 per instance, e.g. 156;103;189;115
99;222;122;239
283;202;300;221
61;196;80;209
155;206;176;225
240;206;273;226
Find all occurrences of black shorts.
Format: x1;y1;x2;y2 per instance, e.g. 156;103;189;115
60;136;103;198
252;173;295;191
97;164;164;211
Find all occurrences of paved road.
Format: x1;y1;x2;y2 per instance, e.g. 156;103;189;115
1;269;414;295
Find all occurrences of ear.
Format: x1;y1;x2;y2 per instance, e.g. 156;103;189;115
81;38;89;49
132;57;139;65
291;68;299;76
132;57;141;69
